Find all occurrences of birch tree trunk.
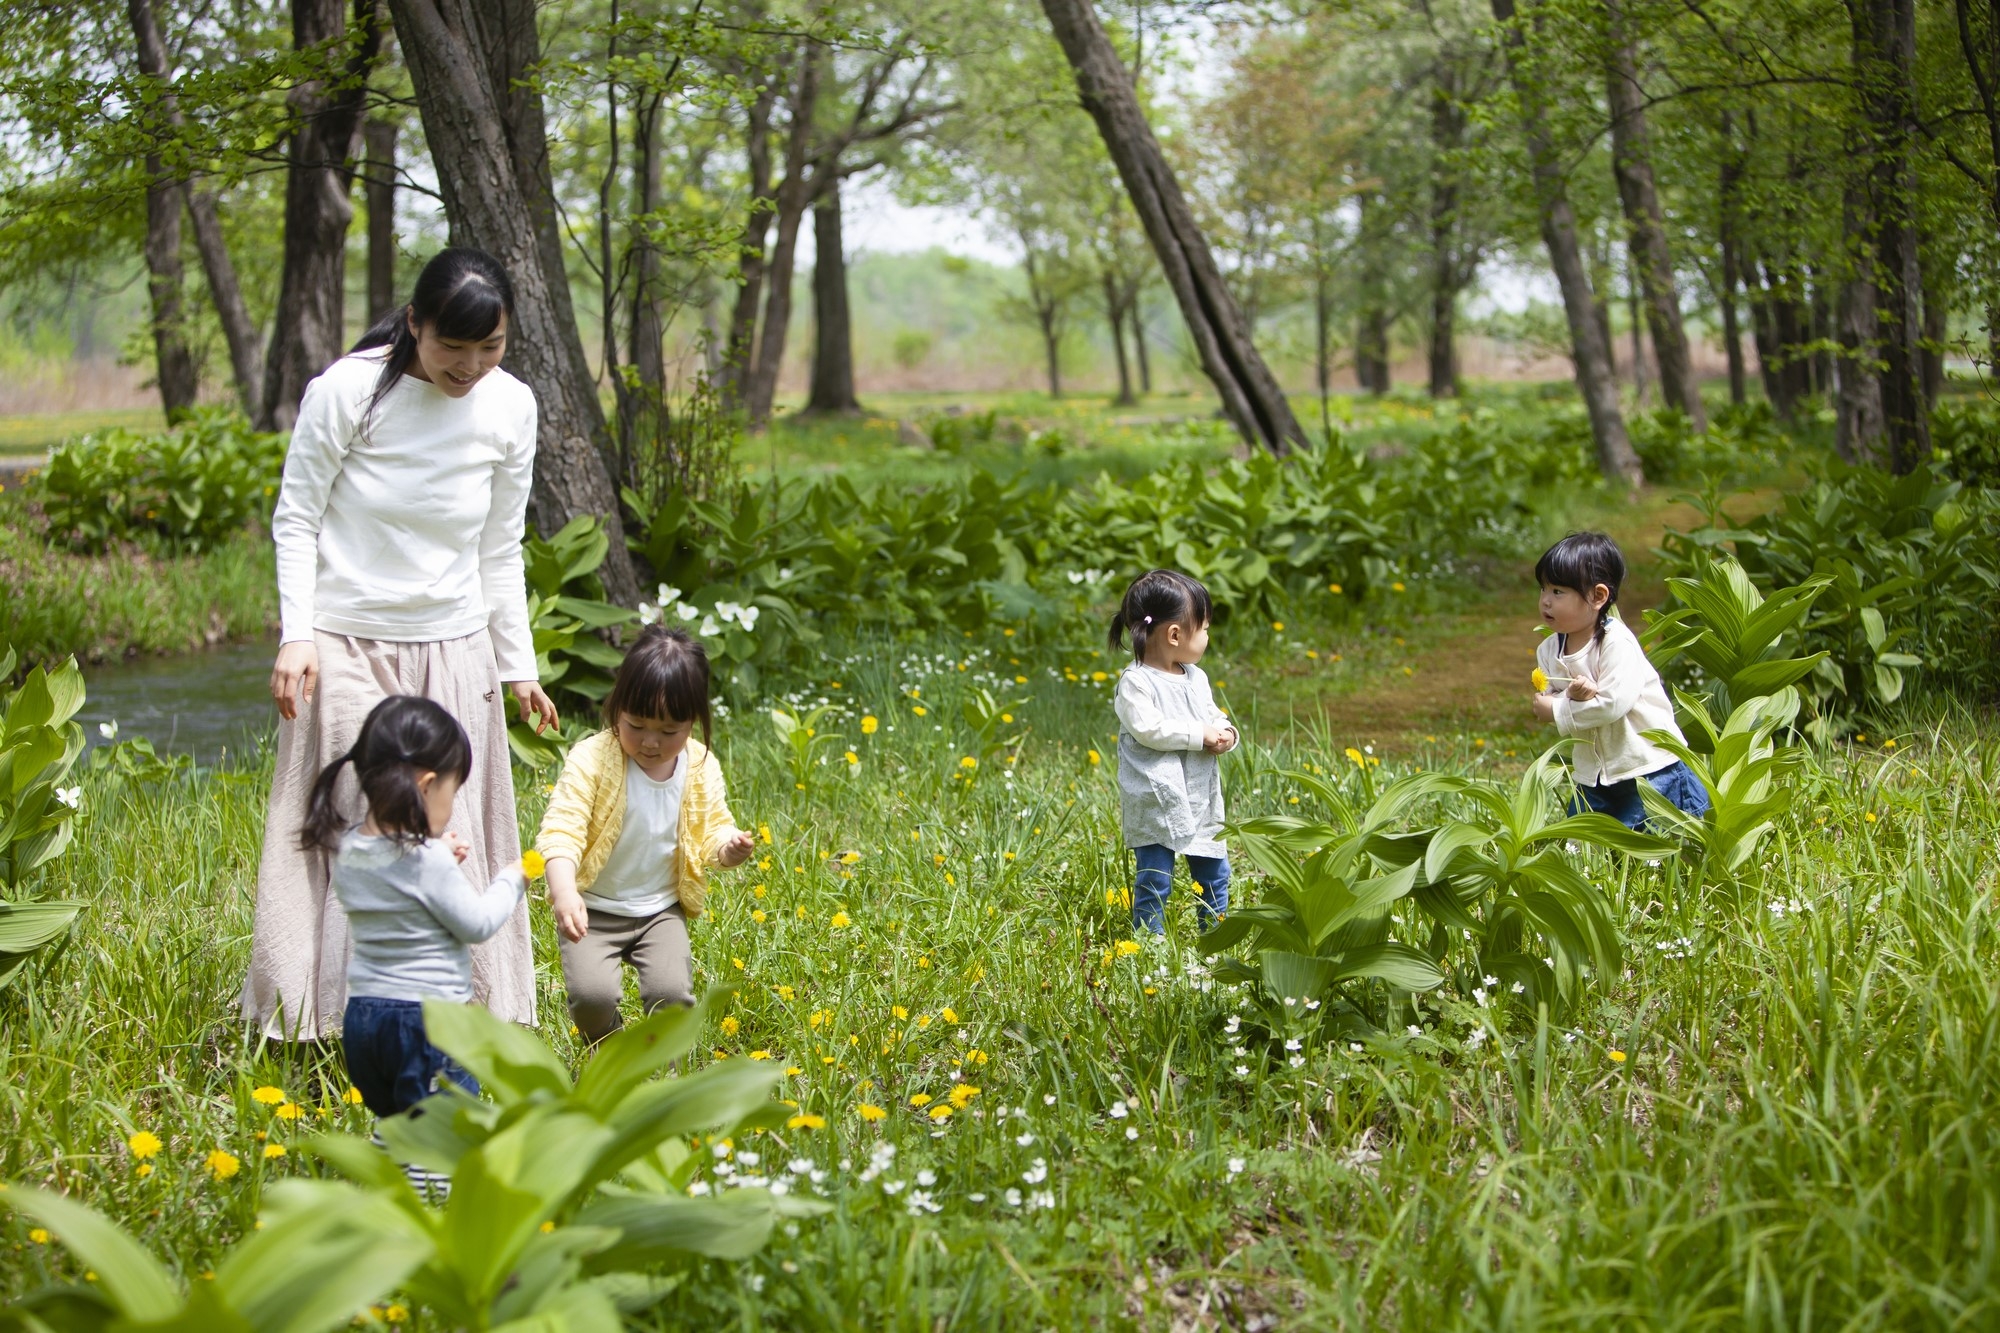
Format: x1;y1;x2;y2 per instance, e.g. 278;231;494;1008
1492;0;1642;485
1038;0;1304;453
386;0;638;606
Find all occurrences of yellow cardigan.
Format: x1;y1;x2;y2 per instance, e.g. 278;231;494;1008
533;730;739;920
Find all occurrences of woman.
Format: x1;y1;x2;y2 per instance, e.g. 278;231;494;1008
242;247;558;1039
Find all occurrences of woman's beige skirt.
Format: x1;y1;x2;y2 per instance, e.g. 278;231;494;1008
239;630;537;1039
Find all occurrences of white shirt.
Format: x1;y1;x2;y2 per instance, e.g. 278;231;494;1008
1536;617;1685;785
271;350;538;681
583;756;685;917
333;830;527;1003
1114;663;1229;856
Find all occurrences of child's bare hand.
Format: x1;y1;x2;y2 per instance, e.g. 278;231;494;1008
1565;674;1599;701
1531;693;1558;724
445;830;471;863
549;886;589;943
1203;726;1236;753
717;829;755;868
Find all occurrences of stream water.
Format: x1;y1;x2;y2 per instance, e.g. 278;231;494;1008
78;639;278;764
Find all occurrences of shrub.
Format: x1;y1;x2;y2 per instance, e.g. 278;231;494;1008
0;641;85;990
36;409;285;554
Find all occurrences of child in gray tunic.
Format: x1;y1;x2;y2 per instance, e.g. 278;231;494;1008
1109;569;1238;933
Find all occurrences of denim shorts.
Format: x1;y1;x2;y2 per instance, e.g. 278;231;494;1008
343;996;478;1119
1572;759;1711;831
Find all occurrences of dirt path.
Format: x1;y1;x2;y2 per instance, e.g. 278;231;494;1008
1284;489;1779;746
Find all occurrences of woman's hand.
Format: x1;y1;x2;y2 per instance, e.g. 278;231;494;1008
716;829;756;868
271;641;319;721
508;680;560;734
1531;693;1558;724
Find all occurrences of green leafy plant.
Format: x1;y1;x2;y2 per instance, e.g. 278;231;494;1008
769;703;844;792
1641;689;1806;884
0;643;85;990
511;517;638;768
0;991;817;1331
36;409;286;554
1643;555;1828;734
1214;750;1673;1030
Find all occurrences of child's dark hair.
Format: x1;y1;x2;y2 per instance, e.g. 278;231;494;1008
603;626;713;744
1107;569;1213;661
349;247;515;424
1535;532;1626;642
300;695;473;852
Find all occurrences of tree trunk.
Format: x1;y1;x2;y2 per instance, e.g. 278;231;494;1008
128;0;261;418
1717;119;1747;405
1314;256;1333;438
141;167;199;419
1356;307;1390;395
1492;0;1640;484
1024;249;1065;399
1627;258;1648;402
1835;181;1889;464
1748;267;1785;412
261;0;385;433
1855;0;1930;471
805;173;862;415
720;84;777;409
1131;290;1152;393
1104;269;1135;406
1427;59;1466;399
1604;0;1705;428
364;119;399;322
386;0;639;607
1921;266;1947;407
743;44;821;428
1038;0;1304;454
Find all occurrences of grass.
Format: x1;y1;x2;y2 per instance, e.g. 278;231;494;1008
5;385;1995;1326
0;408;166;456
3;606;1996;1327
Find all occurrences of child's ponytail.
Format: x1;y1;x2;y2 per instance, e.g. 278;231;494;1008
297;695;474;852
1109;569;1214;662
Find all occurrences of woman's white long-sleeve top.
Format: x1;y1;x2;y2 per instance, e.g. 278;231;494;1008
1535;617;1685;785
1114;662;1230;855
270;350;539;681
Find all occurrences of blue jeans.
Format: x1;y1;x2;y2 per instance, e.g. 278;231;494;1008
1132;844;1231;934
343;996;478;1119
1571;759;1710;831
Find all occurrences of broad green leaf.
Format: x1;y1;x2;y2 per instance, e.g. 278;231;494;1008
1424;823;1494;886
591;1059;782;1184
374;1086;494;1174
572;993;718;1116
1328;943;1445;991
1257;950;1338;1003
0;1185;182;1320
421;1000;572;1103
1523;814;1678;858
217;1181;433;1333
577;1191;790;1267
0;901;82;953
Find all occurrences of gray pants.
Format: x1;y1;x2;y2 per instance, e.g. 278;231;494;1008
558;904;693;1045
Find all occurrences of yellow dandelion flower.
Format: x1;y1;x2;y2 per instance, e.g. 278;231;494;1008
720;1015;741;1036
1609;1050;1628;1064
831;911;852;928
205;1150;241;1179
128;1131;162;1160
861;715;879;734
948;1082;981;1109
1392;581;1407;592
1015;674;1028;684
960;755;978;769
1328;582;1343;594
753;884;768;898
840;851;861;864
749;1050;773;1061
857;1104;888;1121
1271;621;1284;632
893;1005;910;1020
909;1092;933;1107
344;1087;364;1105
941;1007;959;1024
775;984;795;1000
1345;746;1364;766
1883;737;1898;749
752;908;767;923
844;750;859;765
758;824;773;844
784;1066;803;1076
913;705;928;716
1087;749;1101;765
928;1104;953;1121
1531;667;1549;692
944;872;956;885
1864;811;1879;823
135;1163;153;1179
520;849;546;879
251;1086;287;1106
788;1113;826;1130
262;1144;287;1160
967;1049;989;1065
1090;671;1108;682
1115;939;1142;956
29;1228;49;1244
274;1103;304;1122
732;957;746;970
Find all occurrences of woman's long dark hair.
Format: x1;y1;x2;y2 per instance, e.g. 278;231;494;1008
1108;569;1212;662
350;247;515;424
300;695;474;852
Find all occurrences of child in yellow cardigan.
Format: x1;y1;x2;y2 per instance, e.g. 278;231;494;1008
535;626;752;1044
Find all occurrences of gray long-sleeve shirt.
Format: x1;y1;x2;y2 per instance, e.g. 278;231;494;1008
1114;663;1230;856
333;829;527;1004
